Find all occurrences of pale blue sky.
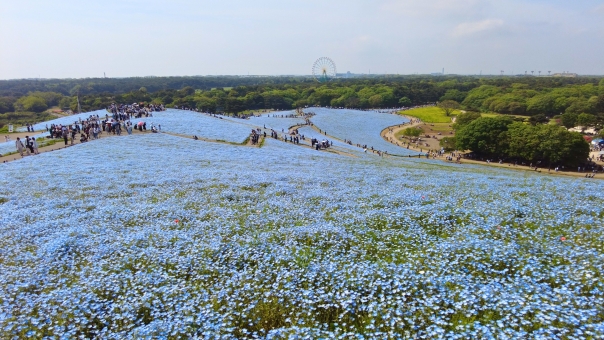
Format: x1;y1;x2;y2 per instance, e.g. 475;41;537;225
1;0;603;79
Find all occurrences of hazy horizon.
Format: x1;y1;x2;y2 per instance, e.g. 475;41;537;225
1;0;603;79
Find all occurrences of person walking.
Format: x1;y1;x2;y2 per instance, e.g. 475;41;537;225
32;137;39;155
15;137;25;156
24;136;32;155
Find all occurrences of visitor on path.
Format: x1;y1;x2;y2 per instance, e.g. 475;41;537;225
32;137;39;155
15;138;25;156
24;136;34;155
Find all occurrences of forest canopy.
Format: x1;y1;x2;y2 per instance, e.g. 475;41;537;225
0;75;602;117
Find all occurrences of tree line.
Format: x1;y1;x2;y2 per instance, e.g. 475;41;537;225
2;75;602;116
441;113;590;168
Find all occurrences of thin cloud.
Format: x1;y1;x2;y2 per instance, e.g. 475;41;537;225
452;19;504;37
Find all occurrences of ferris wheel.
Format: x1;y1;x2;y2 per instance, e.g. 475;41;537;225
312;57;337;82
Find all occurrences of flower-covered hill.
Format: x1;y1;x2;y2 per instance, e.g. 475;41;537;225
0;128;603;338
310;108;415;155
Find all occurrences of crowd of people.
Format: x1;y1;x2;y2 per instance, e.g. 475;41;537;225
108;103;164;118
4;103;165;159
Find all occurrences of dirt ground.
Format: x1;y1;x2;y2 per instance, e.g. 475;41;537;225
0;130;144;163
381;119;454;152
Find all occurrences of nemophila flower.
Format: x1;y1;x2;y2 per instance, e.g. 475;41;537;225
0;109;602;338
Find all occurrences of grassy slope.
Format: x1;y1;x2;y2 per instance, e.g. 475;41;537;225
402;108;530;124
400;107;459;123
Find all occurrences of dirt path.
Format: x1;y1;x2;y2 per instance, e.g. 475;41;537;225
2;134;98;163
381;116;453;152
1;129;150;163
1;126;358;164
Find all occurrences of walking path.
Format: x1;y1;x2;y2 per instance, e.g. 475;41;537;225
1;124;358;164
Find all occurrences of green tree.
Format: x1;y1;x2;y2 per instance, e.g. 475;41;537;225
507;122;539;161
179;86;195;97
453;111;481;128
401;127;423;137
59;97;72;109
577;113;596;129
528;114;549;125
559;113;578;129
593;95;604;114
28;92;63;107
0;97;15;113
506;123;589;167
462;85;500;111
455;116;513;156
398;96;412;106
536;125;589;167
437;100;460;117
565;98;594;115
195;97;216;113
440;89;466;103
225;97;246;113
69;85;82;96
526;94;556;115
15;95;48;112
439;136;456;151
368;94;383;107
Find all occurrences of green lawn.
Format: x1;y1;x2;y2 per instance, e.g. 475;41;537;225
401;108;531;124
428;123;455;132
481;112;528;120
400;107;459;123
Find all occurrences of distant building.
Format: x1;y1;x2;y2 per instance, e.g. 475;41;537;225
337;72;362;78
551;72;577;78
431;68;445;76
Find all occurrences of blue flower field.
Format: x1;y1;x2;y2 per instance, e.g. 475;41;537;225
0;109;603;339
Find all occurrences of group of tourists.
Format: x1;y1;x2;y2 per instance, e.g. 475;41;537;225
10;104;163;157
108;103;164;118
267;129;304;145
250;129;263;145
46;114;106;145
311;138;332;150
14;136;39;156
